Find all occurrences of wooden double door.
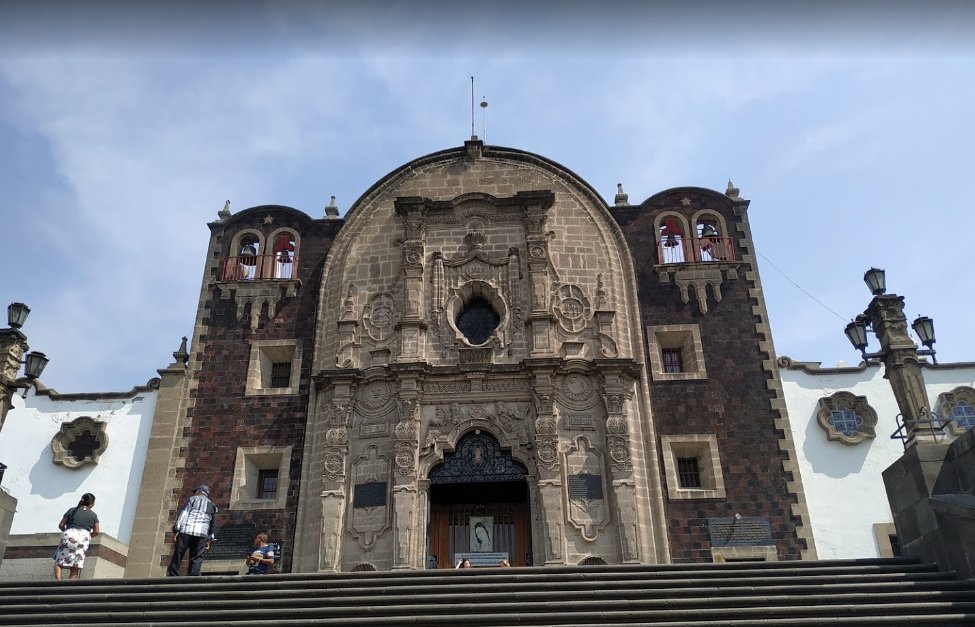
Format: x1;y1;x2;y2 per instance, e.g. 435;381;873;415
427;481;532;568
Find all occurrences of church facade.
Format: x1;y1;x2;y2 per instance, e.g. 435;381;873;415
124;140;815;575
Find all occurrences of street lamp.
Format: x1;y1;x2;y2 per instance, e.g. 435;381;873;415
1;302;51;433
844;269;939;445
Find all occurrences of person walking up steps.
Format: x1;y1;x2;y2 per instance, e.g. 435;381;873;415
167;484;217;576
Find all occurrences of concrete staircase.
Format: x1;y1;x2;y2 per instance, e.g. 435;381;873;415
2;558;975;626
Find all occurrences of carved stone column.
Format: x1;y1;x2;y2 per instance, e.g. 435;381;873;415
335;284;359;368
0;329;28;433
318;391;352;571
392;385;421;568
531;367;565;564
866;295;935;442
600;369;640;563
394;197;428;362
521;194;555;355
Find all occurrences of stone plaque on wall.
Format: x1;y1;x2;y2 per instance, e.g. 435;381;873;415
206;523;257;560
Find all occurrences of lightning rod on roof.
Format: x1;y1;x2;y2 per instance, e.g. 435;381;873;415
480;97;488;143
470;76;476;140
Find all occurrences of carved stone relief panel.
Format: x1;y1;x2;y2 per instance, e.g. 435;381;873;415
558;372;599;410
363;292;398;344
562;436;609;541
552;284;593;335
347;445;391;550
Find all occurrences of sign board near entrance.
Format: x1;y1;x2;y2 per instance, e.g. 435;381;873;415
454;552;509;567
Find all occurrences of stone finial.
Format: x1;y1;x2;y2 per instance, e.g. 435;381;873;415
725;180;740;199
325;196;339;218
218;199;231;220
172;336;189;368
614;183;629;206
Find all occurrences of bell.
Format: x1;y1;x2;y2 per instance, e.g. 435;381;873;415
240;244;257;257
701;224;718;237
665;233;678;248
278;251;292;263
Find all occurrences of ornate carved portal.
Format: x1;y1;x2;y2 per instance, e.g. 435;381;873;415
427;431;533;567
428;431;527;484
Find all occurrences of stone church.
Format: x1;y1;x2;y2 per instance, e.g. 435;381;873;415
123;139;815;575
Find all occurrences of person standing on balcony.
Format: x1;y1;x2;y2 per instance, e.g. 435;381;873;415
167;484;217;576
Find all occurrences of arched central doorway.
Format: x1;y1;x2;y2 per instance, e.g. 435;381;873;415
427;431;532;568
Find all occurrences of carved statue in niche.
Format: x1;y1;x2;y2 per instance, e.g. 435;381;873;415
423;407;446;451
494;401;529;443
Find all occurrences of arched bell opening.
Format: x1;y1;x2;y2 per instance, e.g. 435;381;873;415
426;430;533;568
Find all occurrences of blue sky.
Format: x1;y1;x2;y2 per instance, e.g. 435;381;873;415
1;2;973;392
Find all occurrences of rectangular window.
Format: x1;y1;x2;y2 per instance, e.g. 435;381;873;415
257;469;279;500
676;456;702;488
270;362;292;388
662;348;684;374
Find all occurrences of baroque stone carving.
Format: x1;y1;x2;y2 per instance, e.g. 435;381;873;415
51;416;109;469
563;437;609;541
363;292;398;342
348;446;390;549
552;284;593;334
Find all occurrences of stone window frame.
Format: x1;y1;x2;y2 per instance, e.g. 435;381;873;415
51;416;109;469
647;324;707;381
815;391;878;445
872;522;900;558
935;386;975;436
245;339;302;396
228;445;292;511
660;434;726;500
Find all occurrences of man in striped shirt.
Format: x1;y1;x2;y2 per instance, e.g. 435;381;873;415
167;484;217;576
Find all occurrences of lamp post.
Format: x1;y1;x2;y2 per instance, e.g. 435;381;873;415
843;269;938;445
0;303;50;434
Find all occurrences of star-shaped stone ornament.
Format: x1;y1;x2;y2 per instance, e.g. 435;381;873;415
680;197;692;207
263;215;274;224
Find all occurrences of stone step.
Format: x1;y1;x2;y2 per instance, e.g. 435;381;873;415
5;601;975;627
2;559;973;626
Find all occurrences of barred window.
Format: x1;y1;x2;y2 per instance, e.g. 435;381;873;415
662;348;683;374
270;362;292;388
676;456;702;489
257;469;279;500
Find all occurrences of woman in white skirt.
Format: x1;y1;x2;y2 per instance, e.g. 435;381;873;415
54;493;100;580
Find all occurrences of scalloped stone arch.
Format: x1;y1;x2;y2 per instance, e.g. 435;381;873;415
446;280;509;347
816;391;878;445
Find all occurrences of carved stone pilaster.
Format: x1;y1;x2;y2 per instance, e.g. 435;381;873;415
538;479;565;564
321;399;353;483
336;284;359;368
394;396;420;477
613;478;640;563
392;485;418;569
319;489;346;571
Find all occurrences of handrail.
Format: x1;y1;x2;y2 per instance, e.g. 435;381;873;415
657;236;736;265
890;408;951;449
219;254;299;281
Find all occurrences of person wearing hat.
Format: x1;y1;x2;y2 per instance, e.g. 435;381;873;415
167;484;217;576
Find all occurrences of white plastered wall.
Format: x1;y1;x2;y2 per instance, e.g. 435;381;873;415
779;359;975;559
